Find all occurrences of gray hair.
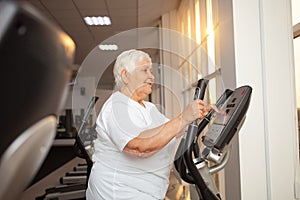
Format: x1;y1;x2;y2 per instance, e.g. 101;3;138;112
113;49;152;90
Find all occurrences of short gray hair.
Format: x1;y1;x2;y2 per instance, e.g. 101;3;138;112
113;49;151;90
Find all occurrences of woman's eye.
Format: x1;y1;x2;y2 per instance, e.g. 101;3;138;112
141;68;152;73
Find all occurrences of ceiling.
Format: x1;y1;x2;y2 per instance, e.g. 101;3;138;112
24;0;181;66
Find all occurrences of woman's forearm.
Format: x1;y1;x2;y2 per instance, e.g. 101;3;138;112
123;100;213;158
123;114;187;157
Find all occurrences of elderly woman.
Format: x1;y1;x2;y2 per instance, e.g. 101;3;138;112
86;49;211;200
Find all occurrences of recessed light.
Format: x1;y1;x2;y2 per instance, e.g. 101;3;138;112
98;44;118;51
84;16;111;26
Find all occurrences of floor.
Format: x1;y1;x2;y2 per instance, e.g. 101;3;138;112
21;158;191;200
165;170;191;200
21;157;86;200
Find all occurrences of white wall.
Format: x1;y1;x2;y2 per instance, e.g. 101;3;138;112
292;0;300;108
294;37;300;108
232;0;300;199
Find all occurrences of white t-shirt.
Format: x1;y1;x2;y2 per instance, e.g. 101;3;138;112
86;91;176;200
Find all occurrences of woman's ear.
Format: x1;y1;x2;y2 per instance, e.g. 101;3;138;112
121;69;129;84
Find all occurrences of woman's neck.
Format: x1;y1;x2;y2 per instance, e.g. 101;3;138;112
120;87;145;107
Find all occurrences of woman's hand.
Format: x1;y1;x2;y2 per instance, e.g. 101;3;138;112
181;100;215;126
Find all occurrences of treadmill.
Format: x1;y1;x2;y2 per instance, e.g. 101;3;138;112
174;78;252;200
36;96;99;200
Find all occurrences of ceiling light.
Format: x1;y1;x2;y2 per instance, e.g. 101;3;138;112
103;16;111;25
97;17;104;25
98;44;118;51
84;16;111;26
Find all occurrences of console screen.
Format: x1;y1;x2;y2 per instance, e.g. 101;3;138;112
203;86;251;148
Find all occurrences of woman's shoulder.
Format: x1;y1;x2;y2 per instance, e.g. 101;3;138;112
100;91;135;114
103;91;127;105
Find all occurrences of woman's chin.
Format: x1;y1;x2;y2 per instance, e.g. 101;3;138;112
134;86;152;99
145;87;152;95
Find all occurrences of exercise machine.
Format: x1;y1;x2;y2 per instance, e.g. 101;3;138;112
174;78;252;200
36;96;99;200
59;96;98;187
0;1;75;200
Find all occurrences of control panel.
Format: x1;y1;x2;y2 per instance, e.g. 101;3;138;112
202;86;252;162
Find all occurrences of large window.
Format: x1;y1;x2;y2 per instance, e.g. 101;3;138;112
176;0;222;196
177;0;218;105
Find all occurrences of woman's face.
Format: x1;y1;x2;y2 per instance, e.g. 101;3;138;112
125;60;154;100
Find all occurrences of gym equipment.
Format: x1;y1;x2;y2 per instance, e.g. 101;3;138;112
174;78;252;200
0;1;75;200
74;96;99;181
36;96;99;199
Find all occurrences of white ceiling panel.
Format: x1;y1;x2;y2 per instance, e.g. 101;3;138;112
40;0;75;10
73;0;107;10
23;0;180;88
106;0;137;9
109;8;137;17
79;9;109;16
50;10;81;19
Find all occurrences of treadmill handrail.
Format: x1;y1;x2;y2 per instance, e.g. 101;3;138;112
74;96;99;178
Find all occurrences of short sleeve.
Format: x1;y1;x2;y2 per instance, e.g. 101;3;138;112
99;100;147;151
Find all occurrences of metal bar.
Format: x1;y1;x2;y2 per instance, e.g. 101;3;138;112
209;148;231;174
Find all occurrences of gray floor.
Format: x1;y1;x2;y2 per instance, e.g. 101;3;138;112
21;157;86;200
21;158;191;200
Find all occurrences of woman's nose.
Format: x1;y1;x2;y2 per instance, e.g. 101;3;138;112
148;70;155;80
149;72;155;80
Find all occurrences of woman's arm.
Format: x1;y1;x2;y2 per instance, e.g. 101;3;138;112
123;100;212;158
123;114;186;158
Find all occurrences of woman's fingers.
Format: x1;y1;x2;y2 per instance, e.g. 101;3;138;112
182;100;219;125
196;101;220;119
209;104;220;113
194;100;205;119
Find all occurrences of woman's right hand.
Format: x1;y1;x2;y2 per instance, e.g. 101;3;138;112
181;100;212;126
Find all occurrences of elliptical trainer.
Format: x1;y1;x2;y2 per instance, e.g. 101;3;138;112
174;78;252;200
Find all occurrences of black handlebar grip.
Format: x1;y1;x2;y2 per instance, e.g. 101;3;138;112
194;79;209;100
